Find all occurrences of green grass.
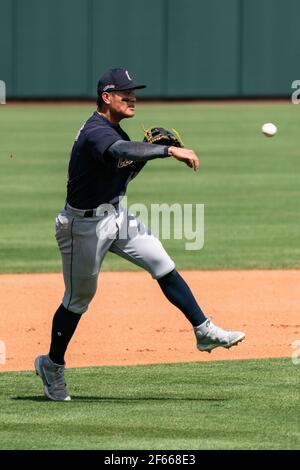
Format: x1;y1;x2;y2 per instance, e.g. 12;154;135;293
0;103;300;272
0;358;299;449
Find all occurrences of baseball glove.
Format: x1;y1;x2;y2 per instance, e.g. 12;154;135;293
143;127;184;148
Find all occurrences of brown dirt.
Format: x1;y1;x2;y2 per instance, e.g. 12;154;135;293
0;270;299;372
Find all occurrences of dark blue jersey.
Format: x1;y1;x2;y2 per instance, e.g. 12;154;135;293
67;112;144;209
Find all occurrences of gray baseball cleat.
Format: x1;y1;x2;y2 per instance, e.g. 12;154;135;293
34;354;71;401
194;318;245;353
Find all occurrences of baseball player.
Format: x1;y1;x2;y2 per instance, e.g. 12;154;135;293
35;68;245;401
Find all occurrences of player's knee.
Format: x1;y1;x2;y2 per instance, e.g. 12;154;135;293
62;277;98;314
151;260;175;280
68;295;92;314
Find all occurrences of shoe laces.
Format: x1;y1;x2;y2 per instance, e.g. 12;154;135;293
204;315;213;330
52;366;67;390
204;316;229;338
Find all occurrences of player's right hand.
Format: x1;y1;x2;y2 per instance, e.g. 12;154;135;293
168;146;199;172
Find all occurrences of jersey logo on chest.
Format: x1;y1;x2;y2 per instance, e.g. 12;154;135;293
117;158;133;168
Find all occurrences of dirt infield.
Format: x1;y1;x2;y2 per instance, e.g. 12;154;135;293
0;270;299;372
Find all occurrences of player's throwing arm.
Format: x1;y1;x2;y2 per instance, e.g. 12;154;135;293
168;146;199;172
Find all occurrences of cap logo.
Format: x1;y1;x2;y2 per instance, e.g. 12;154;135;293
103;84;116;91
125;70;132;81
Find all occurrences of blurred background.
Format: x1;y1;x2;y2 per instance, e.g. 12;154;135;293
1;0;299;100
0;0;300;273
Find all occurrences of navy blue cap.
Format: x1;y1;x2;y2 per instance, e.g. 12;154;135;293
97;68;146;95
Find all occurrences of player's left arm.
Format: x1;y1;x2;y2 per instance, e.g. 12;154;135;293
106;140;170;162
106;140;199;172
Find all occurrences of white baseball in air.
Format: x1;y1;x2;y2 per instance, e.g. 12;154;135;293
261;122;277;137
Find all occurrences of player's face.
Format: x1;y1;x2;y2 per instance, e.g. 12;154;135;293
109;90;136;119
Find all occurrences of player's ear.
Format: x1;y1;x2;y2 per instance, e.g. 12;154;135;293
102;91;111;105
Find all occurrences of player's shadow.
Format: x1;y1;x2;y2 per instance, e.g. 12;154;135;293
12;395;229;403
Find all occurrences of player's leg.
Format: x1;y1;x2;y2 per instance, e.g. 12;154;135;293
52;211;117;353
157;269;206;325
35;209;117;400
110;210;206;326
111;209;245;352
157;271;244;351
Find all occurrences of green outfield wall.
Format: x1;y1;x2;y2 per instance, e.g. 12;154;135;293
0;0;299;99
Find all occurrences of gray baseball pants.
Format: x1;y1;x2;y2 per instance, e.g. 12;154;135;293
55;203;175;314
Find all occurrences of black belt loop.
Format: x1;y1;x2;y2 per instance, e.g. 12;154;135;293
83;209;94;218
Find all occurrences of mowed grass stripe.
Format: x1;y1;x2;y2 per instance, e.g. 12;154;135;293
0;358;299;449
0;103;300;272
